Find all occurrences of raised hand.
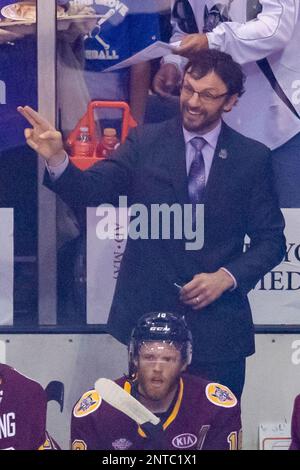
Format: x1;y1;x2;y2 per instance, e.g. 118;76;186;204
152;63;182;97
18;106;66;165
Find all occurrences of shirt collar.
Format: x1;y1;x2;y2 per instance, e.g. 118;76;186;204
183;120;222;151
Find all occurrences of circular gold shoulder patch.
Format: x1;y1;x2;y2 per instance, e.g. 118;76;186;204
205;383;237;408
73;390;101;418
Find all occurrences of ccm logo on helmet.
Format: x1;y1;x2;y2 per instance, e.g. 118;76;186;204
150;326;170;332
172;433;197;449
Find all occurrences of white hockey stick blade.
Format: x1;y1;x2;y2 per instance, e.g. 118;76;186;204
95;378;160;426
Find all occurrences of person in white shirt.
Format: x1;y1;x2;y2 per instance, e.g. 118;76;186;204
153;0;300;207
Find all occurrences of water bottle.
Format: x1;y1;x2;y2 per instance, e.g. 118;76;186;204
73;126;93;158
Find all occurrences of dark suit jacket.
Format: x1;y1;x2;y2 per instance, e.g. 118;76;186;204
45;117;286;362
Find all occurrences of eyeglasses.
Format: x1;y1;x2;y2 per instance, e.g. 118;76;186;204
181;82;229;104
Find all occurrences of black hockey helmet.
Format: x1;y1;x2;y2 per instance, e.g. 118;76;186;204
128;312;193;376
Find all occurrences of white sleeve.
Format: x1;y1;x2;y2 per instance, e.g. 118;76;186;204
162;0;188;73
220;267;237;291
46;152;69;181
207;0;299;64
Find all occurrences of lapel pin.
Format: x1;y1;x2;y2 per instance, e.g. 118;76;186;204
218;148;228;160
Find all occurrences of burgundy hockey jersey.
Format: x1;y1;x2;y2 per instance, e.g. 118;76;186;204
290;394;300;450
0;363;56;450
71;373;242;450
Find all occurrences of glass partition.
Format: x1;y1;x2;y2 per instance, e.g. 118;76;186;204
0;0;38;327
2;0;298;333
0;0;171;331
55;0;171;328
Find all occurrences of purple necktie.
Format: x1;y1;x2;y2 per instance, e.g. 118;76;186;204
188;137;206;224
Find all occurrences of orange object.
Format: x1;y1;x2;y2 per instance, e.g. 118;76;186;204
67;101;137;171
73;126;94;158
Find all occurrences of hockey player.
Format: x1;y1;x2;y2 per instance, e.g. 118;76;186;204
290;394;300;450
0;363;58;450
71;312;242;450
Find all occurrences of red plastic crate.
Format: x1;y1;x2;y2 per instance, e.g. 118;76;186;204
67;101;137;171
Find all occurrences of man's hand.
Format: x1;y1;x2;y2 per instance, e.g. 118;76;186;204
152;63;182;97
17;106;66;165
180;269;234;310
175;33;209;59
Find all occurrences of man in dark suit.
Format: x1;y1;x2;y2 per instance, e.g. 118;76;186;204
18;50;286;398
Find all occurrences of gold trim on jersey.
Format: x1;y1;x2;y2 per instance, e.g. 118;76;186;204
163;377;184;430
38;438;51;451
123;378;184;438
38;432;57;450
124;380;131;394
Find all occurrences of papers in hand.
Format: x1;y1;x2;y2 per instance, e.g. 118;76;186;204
104;41;181;72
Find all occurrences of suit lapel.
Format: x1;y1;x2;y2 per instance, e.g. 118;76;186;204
204;121;233;204
163;117;190;205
